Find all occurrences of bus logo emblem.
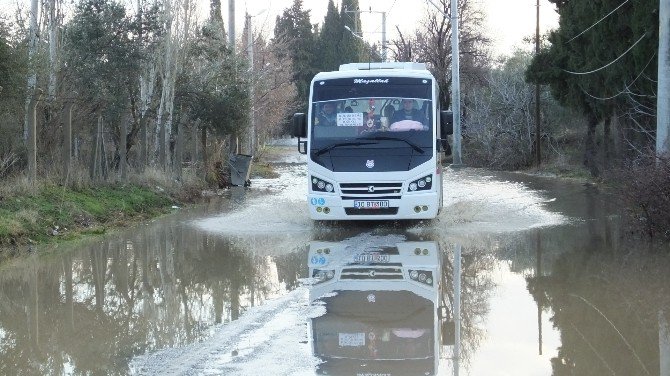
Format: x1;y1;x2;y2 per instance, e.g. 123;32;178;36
368;186;375;193
366;160;374;168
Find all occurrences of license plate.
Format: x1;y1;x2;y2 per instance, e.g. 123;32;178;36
353;200;389;209
354;253;390;263
339;332;365;347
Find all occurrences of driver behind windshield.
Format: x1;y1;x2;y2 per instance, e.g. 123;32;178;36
391;99;427;130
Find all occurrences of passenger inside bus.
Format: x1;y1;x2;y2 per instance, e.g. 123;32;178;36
316;102;338;126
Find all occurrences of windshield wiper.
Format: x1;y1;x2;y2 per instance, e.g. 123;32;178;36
358;136;425;154
314;141;376;156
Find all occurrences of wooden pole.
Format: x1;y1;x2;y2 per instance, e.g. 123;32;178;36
534;0;542;165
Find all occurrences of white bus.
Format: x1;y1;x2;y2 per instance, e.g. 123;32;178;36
292;62;453;220
307;239;451;375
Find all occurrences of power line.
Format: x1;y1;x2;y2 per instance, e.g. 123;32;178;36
579;51;657;101
562;32;647;76
567;0;629;43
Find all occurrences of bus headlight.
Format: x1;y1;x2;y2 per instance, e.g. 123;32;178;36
407;175;433;192
312;269;336;284
408;269;433;286
312;176;335;193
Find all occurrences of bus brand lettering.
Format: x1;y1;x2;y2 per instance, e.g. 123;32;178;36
353;79;389;84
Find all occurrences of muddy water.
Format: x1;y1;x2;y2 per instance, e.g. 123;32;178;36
1;149;668;376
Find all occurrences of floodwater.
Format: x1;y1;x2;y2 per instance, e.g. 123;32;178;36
1;147;669;376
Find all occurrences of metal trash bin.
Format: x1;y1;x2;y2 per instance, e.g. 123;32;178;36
228;154;252;187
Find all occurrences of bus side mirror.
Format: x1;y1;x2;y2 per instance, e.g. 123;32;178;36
440;110;453;136
292;113;307;154
441;321;456;346
292;113;307;138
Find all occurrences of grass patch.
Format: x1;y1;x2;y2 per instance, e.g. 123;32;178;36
250;162;280;179
0;183;174;246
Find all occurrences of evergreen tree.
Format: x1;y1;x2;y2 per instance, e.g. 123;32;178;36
273;0;317;111
316;0;342;71
526;0;658;155
339;0;364;63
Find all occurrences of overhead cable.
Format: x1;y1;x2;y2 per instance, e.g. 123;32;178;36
567;0;629;43
562;32;647;76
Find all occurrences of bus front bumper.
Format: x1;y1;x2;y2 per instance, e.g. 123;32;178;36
307;192;439;220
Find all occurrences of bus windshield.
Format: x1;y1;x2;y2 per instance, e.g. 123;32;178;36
310;78;433;147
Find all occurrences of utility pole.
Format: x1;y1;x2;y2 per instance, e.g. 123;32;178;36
228;0;235;55
535;0;542;165
381;11;387;61
246;13;255;156
344;7;386;61
245;9;266;156
658;0;670;157
427;0;462;165
449;0;462;166
228;0;237;155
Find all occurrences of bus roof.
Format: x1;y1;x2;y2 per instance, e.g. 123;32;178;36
314;62;435;81
338;62;427;71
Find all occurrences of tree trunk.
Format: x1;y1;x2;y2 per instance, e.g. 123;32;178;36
120;113;128;181
201;127;208;173
603;116;611;170
139;115;148;171
27;95;39;185
47;0;58;102
175;118;183;181
23;0;39;143
63;102;73;184
584;115;599;177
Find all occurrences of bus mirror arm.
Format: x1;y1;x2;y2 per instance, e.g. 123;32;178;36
437;138;452;156
297;137;307;154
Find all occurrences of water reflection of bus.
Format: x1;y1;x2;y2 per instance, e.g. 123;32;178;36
307;239;447;375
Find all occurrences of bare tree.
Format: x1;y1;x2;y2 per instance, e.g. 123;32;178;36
389;0;491;108
23;0;39;143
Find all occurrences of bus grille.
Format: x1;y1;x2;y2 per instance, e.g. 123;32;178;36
339;182;403;196
340;267;404;280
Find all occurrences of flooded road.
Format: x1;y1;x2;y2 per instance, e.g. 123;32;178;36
1;147;669;375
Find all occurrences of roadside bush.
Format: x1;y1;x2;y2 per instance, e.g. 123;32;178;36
611;154;670;240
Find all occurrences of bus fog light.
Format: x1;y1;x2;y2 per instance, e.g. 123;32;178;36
414;206;421;213
422;249;429;255
422;205;428;211
323;207;330;214
414;248;421;255
316;207;322;212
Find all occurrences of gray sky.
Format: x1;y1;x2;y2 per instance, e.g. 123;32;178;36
235;0;559;57
0;0;559;57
